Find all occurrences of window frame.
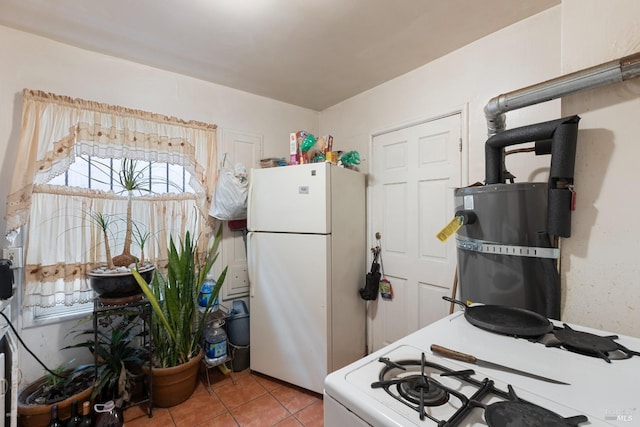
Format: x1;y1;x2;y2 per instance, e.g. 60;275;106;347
23;302;94;328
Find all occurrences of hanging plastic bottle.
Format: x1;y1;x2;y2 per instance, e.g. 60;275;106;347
94;400;123;427
203;319;227;365
198;278;219;313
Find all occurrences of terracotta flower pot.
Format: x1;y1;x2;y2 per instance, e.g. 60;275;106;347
144;350;203;408
18;373;93;427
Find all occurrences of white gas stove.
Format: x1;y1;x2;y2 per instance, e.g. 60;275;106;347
324;312;639;426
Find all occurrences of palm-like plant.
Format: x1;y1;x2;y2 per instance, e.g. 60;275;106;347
86;158;151;270
112;158;149;267
132;225;227;367
64;313;145;402
90;211;117;270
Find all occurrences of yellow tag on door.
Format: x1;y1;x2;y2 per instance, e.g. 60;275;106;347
436;216;463;242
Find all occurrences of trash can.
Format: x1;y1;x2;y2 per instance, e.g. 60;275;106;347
229;342;250;372
226;300;250;371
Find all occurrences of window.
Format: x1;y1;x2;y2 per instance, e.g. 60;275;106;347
25;154;205;309
6;89;219;312
48;156;190;194
27;155;197;322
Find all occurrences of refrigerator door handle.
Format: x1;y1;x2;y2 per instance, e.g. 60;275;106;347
247;173;255;228
246;231;255;297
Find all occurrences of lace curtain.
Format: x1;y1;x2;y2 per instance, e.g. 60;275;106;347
5;89;218;307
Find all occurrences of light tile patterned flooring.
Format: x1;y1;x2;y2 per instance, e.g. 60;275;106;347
124;368;324;427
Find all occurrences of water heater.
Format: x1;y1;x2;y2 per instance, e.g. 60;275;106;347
455;116;580;319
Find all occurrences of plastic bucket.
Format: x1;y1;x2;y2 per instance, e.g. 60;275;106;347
227;315;249;346
229;343;250;372
231;300;248;315
227;300;250;346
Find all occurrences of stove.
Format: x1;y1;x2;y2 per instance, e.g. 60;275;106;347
372;352;587;426
324;312;639;426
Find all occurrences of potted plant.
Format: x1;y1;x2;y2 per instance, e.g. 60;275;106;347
19;267;152;427
63;311;147;405
132;224;227;407
87;158;156;300
17;361;94;427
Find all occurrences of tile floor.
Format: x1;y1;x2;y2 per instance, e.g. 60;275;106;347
124;368;324;427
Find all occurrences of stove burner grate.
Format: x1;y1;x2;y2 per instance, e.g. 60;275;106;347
373;354;471;423
372;353;589;426
478;385;588;427
550;324;640;362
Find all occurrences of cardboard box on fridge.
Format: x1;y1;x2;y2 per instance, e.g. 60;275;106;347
325;151;338;164
289;131;309;164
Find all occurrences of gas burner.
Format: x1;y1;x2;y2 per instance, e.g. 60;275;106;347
371;352;589;426
397;375;450;406
373;353;472;422
548;324;640;362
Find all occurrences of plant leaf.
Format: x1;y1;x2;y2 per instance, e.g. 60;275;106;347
131;269;176;343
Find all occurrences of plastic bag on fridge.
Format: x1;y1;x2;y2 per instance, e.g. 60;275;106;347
209;160;248;220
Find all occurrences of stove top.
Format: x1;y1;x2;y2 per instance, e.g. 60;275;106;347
372;352;588;426
345;345;592;426
325;313;640;426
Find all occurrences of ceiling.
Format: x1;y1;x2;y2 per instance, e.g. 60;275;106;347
0;0;559;111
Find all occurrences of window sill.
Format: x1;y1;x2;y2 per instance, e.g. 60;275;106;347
22;301;93;329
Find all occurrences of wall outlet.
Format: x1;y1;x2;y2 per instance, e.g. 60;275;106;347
3;247;23;269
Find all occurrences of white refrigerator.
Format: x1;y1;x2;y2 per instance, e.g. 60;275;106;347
247;162;366;394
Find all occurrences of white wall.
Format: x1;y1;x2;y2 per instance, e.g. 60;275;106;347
320;2;640;338
319;7;562;184
0;25;317;384
559;0;640;334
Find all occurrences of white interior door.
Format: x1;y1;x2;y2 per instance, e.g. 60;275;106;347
219;129;262;302
370;113;462;351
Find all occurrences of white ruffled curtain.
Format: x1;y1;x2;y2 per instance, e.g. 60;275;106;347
5;89;218;307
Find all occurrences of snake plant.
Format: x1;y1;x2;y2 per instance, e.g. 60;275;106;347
132;225;227;368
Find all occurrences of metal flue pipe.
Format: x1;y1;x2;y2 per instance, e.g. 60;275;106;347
480;52;640;321
484;52;640;136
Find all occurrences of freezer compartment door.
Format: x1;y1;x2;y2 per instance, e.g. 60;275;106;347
248;163;330;234
247;231;329;394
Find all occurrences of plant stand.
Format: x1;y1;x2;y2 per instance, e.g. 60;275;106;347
201;306;237;392
93;295;153;417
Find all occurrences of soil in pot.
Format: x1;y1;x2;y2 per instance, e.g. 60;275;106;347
18;369;94;427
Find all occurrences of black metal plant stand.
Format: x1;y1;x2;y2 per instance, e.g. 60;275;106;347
93;295;153;417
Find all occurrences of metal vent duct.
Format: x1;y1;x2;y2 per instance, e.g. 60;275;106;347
485;52;640;136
